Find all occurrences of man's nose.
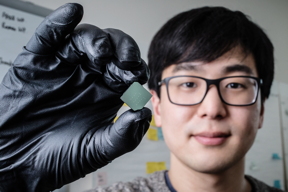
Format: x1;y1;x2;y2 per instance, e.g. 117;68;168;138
196;85;227;119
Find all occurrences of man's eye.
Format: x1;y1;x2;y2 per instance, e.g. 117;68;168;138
226;83;244;89
181;82;196;88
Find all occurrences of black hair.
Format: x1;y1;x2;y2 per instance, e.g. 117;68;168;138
148;6;274;101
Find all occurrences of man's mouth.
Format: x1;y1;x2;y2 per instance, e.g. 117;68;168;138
192;132;231;146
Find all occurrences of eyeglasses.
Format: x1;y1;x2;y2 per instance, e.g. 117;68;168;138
158;76;262;106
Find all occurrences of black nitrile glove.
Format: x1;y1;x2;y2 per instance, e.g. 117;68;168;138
0;3;151;192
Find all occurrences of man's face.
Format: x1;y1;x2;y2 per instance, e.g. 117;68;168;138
151;47;264;174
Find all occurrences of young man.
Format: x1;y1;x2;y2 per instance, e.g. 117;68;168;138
88;6;283;192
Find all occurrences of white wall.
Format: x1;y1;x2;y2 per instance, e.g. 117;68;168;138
15;0;288;191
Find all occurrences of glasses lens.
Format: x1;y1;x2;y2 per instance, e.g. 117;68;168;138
220;77;258;105
167;76;206;105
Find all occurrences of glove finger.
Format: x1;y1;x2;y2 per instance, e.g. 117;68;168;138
103;28;142;70
104;59;149;92
57;23;113;74
26;3;83;54
102;29;149;92
92;107;152;165
35;108;151;185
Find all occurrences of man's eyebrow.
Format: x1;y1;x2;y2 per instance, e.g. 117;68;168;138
173;63;198;73
224;64;253;75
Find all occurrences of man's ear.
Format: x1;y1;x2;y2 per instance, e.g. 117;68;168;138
258;100;266;129
150;90;162;127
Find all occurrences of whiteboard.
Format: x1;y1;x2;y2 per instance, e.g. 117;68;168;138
279;82;288;190
0;1;51;82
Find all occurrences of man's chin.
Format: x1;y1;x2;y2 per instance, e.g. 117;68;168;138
188;159;236;175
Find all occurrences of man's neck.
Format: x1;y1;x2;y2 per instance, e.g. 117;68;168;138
168;155;251;192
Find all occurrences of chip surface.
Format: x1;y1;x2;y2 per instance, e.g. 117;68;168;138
120;82;152;111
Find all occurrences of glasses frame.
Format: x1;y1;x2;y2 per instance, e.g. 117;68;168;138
158;75;263;106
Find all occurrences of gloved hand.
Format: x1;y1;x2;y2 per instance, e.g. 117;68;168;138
0;3;151;192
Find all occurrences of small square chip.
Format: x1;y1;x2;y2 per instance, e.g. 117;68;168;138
120;82;152;111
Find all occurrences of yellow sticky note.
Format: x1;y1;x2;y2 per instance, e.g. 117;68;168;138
150;115;157;127
123;103;128;107
158;162;167;171
147;128;158;141
146;162;167;174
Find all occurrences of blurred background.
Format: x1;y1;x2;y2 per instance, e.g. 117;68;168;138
0;0;287;191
